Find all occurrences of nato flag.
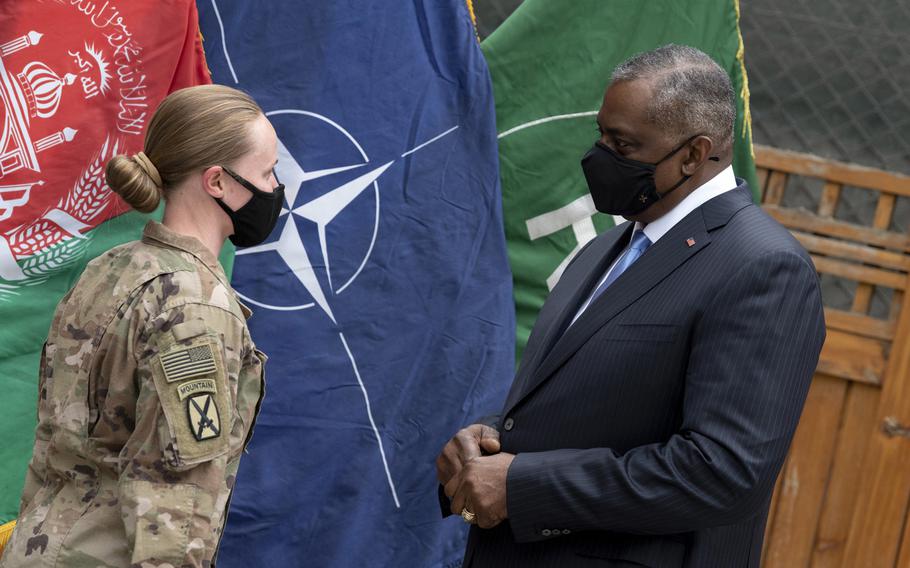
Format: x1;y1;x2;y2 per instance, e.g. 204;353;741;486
198;2;515;566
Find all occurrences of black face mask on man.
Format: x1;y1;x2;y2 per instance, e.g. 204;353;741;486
216;166;285;247
580;135;718;217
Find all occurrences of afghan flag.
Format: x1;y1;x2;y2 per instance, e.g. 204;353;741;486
0;1;211;522
482;0;758;358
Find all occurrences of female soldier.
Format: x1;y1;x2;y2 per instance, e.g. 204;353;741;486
1;84;282;567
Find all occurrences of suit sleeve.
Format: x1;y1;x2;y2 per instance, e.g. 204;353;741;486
506;250;826;542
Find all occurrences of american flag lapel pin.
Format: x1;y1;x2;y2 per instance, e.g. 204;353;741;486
686;237;696;247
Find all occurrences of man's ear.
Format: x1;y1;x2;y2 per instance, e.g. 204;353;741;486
681;135;716;175
202;166;225;199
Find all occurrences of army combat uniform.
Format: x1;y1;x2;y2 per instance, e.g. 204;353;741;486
0;222;265;568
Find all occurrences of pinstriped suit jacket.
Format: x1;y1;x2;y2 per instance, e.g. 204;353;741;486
461;183;826;567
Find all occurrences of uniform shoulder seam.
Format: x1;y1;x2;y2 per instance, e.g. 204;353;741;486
153;299;245;327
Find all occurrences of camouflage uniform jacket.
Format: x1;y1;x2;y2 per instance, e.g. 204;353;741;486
0;221;265;568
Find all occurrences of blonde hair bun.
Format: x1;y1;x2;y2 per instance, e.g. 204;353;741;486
105;154;162;213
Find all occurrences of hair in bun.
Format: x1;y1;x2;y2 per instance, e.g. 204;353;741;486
105;152;162;213
104;84;263;213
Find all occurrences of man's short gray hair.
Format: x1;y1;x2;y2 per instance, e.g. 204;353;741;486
611;44;736;152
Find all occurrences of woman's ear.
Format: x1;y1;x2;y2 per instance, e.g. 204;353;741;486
201;166;225;198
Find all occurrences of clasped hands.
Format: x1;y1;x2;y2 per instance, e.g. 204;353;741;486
435;423;515;529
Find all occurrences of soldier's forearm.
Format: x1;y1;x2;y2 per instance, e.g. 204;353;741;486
120;478;216;567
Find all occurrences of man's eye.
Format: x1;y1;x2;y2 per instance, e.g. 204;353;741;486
615;139;630;149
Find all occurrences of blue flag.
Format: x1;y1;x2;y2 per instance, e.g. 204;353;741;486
197;2;515;566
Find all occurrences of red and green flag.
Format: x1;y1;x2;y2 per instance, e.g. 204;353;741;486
0;0;211;522
482;0;757;359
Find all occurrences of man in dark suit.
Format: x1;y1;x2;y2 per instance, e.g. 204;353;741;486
436;44;826;567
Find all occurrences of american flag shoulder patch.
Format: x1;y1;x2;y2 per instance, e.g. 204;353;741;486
160;343;218;383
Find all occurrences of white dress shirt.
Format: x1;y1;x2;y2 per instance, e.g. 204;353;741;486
570;165;737;325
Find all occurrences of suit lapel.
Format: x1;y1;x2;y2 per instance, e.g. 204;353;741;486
503;224;632;412
502;183;755;417
530;225;633;370
504;208;711;416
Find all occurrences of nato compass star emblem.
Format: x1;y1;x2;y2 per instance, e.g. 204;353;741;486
234;109;458;508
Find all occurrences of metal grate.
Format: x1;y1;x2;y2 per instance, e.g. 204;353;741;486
818;273;857;312
833;186;878;227
892;196;909;234
474;0;524;40
780;176;824;212
869;286;893;320
740;1;910;176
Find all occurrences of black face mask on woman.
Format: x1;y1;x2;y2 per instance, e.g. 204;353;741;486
216;166;285;247
580;135;718;217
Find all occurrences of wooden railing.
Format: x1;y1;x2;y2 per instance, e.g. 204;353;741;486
754;144;910;568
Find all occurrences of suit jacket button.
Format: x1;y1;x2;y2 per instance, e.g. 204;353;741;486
541;529;552;536
503;418;514;431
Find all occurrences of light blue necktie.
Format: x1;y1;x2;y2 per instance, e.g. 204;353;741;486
588;229;652;305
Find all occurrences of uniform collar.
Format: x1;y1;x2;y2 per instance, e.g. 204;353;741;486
142;221;229;287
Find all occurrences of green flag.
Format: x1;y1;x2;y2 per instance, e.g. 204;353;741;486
0;1;215;523
481;0;757;359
